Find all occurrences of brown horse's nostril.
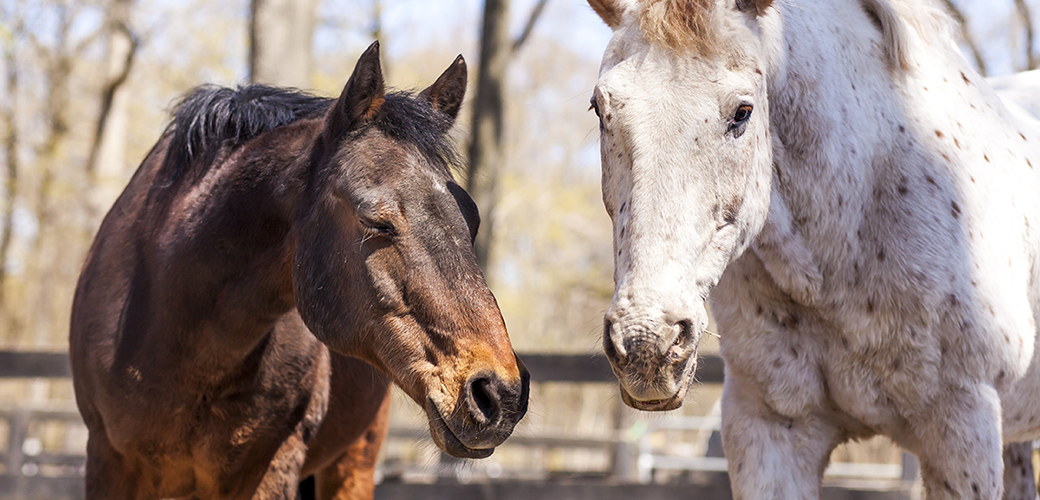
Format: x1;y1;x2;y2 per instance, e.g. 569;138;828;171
518;367;530;418
603;319;627;367
465;375;502;426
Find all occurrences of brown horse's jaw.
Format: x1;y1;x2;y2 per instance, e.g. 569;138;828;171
425;398;495;459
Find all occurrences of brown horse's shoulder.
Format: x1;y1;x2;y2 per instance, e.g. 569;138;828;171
71;134;172;384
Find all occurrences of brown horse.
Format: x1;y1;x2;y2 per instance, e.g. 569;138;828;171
69;42;529;499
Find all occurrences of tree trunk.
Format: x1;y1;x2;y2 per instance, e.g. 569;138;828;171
942;0;988;76
371;0;383;45
86;0;137;224
249;0;318;88
0;38;19;307
467;0;511;271
27;3;83;347
466;0;548;271
1015;0;1038;71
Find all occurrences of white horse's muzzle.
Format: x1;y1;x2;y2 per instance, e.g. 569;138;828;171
603;313;703;411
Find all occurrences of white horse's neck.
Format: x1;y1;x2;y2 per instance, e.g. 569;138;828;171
762;0;915;217
751;0;1040;317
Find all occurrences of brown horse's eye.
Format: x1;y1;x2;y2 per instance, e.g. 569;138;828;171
360;219;396;237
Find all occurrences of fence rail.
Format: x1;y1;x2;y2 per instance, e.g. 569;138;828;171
0;352;70;379
0;350;914;499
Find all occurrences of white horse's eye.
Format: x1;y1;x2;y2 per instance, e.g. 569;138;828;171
729;104;753;137
732;104;753;125
589;96;602;118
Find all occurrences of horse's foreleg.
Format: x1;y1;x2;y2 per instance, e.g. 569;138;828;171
314;395;391;500
720;372;838;500
84;431;142;499
1003;442;1037;500
250;423;314;500
911;383;1003;500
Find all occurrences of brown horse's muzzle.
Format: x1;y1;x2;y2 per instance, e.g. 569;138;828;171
424;354;530;458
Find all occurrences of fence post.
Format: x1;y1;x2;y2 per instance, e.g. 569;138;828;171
900;451;919;482
7;408;29;497
610;398;638;482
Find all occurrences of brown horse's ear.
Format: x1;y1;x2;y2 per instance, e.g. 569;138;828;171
736;0;773;16
325;41;385;142
588;0;624;29
419;55;467;128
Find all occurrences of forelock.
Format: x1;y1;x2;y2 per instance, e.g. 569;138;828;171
639;0;721;55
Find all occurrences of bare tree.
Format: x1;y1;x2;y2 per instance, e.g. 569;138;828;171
1015;0;1038;70
86;0;138;223
250;0;319;88
370;0;383;47
943;0;989;76
4;0;107;346
26;4;78;345
0;19;20;306
467;0;549;270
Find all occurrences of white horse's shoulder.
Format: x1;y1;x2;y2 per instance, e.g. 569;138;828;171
751;184;822;306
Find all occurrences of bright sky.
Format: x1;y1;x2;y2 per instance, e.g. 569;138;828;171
314;0;612;69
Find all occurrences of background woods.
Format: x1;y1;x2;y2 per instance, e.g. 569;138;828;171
0;0;617;355
1;0;1040;495
6;0;1040;355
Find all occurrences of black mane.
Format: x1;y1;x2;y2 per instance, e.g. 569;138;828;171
370;91;461;173
161;84;459;183
162;84;333;181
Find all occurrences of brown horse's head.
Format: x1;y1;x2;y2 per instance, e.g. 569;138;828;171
293;42;528;458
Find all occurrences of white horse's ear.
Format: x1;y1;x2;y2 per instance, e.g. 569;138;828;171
736;0;773;16
588;0;626;29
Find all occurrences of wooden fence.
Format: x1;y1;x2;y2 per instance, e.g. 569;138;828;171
0;351;915;499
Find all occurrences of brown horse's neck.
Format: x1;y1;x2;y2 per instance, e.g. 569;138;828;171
140;119;322;368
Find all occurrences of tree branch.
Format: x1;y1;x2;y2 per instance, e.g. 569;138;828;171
1;39;19;305
1015;0;1037;70
941;0;988;76
512;0;548;54
86;22;138;178
72;23;106;56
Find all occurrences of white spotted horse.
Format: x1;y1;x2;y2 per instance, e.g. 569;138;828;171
586;0;1040;497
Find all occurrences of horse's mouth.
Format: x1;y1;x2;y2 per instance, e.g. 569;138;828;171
617;354;698;412
620;386;687;411
425;398;495;459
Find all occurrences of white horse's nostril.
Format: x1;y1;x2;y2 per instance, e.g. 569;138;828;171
661;319;691;356
603;319;628;367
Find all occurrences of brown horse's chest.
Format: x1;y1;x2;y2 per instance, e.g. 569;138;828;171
103;368;308;446
95;317;331;486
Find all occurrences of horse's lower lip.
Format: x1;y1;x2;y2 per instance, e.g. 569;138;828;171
621;389;685;411
426;399;495;459
618;355;698;411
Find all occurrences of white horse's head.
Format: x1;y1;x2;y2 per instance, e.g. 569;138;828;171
589;0;774;410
